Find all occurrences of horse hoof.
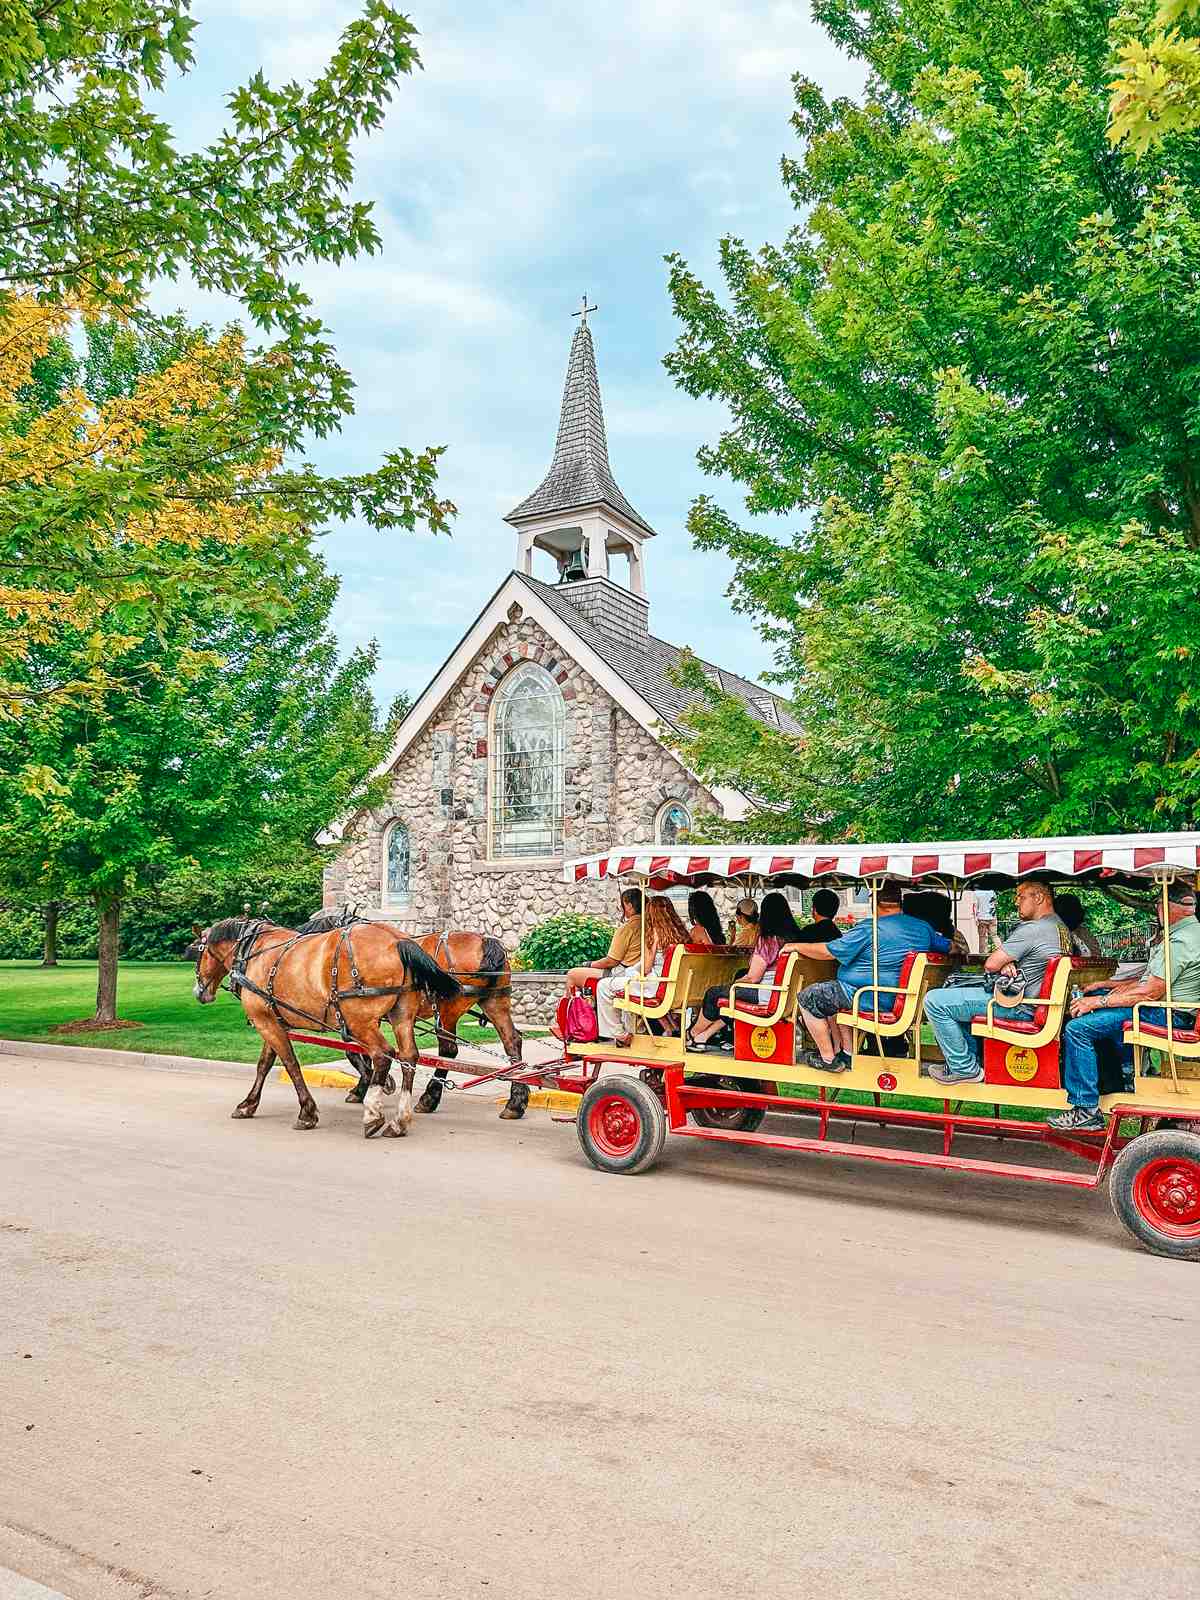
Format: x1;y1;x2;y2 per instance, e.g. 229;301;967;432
293;1115;319;1131
231;1105;255;1119
380;1121;408;1137
363;1114;385;1139
500;1083;530;1121
345;1088;365;1104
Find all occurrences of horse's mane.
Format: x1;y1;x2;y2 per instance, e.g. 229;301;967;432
207;915;271;945
293;906;371;937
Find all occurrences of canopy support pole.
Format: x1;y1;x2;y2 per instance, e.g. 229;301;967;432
637;872;648;1041
1161;873;1181;1095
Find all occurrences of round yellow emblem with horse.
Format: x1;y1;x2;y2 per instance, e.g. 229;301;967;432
1004;1045;1040;1083
750;1026;778;1060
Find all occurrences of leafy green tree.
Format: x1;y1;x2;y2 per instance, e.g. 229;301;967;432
0;2;452;705
665;0;1200;842
0;555;391;1021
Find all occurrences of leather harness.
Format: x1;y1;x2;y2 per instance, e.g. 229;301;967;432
204;919;511;1041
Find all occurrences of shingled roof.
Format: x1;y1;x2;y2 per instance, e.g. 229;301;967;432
515;572;799;736
504;320;655;536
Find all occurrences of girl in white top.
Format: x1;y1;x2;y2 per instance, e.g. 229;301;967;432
596;895;690;1044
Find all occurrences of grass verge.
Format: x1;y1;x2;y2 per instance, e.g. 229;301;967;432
0;960;506;1066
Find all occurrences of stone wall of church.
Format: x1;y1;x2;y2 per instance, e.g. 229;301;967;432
324;604;718;951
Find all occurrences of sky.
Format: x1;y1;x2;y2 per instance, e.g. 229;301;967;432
167;2;866;710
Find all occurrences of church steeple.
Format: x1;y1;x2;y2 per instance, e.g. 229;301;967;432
506;303;654;623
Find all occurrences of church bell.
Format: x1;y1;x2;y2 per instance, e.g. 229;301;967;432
559;548;586;584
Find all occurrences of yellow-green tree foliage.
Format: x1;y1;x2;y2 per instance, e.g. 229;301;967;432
1110;0;1200;152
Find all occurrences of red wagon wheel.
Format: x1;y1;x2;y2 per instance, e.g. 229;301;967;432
577;1075;667;1175
1109;1128;1200;1260
687;1074;768;1135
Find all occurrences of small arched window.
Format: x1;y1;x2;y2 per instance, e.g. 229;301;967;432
656;801;692;846
491;662;565;858
383;820;410;908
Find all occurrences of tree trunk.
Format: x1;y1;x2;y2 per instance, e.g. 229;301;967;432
41;901;60;967
94;897;121;1024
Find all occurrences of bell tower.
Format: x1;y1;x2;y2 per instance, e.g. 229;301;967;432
505;298;654;639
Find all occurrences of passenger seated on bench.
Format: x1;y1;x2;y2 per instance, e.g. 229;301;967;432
793;887;843;945
903;891;970;959
728;897;760;948
923;874;1069;1087
1050;881;1200;1133
1053;893;1103;959
688;892;803;1052
595;896;689;1045
784;879;951;1075
686;889;725;948
563;887;643;998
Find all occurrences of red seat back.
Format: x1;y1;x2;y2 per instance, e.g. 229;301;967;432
1036;954;1068;1000
895;951;919;988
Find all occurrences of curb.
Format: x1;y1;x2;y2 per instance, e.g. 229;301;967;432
0;1037;248;1078
0;1566;73;1600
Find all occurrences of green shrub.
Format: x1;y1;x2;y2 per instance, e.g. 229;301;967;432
514;912;614;973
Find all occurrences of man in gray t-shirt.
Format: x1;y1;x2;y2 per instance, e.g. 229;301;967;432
924;876;1072;1083
996;910;1073;995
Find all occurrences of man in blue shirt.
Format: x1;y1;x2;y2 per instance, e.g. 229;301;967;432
783;879;951;1073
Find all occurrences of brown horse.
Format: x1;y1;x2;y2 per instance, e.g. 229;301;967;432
192;917;461;1137
406;931;527;1119
311;922;527;1119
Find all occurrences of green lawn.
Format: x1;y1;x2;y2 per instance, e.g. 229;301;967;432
0;960;504;1065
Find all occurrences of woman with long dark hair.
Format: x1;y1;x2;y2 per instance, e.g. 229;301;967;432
758;891;804;945
687;892;801;1051
687;890;725;947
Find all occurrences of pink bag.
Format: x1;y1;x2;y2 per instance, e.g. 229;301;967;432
555;990;599;1044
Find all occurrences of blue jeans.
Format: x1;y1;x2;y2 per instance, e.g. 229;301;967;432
1062;1006;1195;1109
923;986;1034;1076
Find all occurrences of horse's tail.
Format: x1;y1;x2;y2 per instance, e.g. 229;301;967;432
478;936;510;990
397;939;462;1001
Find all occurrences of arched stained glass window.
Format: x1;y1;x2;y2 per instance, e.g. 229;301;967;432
656;801;692;846
383;820;410;907
491;663;565;858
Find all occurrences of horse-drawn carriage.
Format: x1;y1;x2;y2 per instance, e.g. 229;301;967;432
557;832;1200;1261
191;829;1200;1259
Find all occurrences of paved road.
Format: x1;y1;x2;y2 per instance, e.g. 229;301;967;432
1;1052;1197;1600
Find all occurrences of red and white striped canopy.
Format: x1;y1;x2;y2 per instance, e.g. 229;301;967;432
564;832;1200;888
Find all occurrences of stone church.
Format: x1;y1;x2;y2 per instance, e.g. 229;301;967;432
322;311;796;946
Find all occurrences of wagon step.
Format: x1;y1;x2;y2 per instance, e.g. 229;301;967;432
673;1123;1102;1187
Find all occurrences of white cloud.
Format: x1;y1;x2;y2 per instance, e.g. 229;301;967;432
158;1;866;705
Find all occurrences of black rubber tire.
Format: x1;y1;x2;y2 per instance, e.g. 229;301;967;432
577;1075;667;1175
687;1074;767;1134
1109;1128;1200;1261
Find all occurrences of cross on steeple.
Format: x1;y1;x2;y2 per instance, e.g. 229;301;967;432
572;294;597;328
